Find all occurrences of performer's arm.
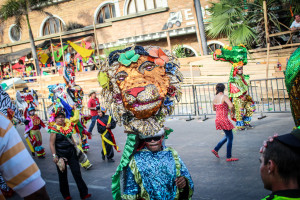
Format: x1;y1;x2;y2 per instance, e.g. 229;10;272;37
96;117;106;134
224;95;234;109
49;133;58;164
178;155;194;199
40;119;46;128
109;116;116;129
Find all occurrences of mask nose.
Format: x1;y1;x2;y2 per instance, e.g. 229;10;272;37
126;87;145;97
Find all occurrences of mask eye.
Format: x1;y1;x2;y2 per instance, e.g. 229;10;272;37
138;61;156;74
116;71;128;81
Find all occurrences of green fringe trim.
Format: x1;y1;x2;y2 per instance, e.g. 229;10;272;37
111;134;137;200
285;47;300;93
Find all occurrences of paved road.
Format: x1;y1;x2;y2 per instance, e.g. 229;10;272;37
9;112;294;200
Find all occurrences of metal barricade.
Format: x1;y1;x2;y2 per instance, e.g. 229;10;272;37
34;78;290;121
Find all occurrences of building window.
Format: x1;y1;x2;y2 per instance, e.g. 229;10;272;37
9;25;21;42
96;3;116;23
127;0;164;14
207;42;223;54
42;17;64;36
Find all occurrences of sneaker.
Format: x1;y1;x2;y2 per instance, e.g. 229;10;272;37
211;150;220;158
64;196;72;200
85;164;93;170
102;155;105;161
31;152;35;157
107;158;115;162
226;158;239;162
246;124;254;129
82;194;91;200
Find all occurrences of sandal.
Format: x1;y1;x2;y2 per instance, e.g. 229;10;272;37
226;158;239;162
211;150;220;158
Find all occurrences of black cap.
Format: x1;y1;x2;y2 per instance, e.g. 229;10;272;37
275;128;300;149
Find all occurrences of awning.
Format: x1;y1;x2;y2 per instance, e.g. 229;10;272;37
0;48;32;63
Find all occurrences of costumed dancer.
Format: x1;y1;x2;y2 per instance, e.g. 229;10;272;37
63;65;91;152
213;45;256;130
48;106;91;200
97;46;193;199
47;85;93;170
96;107;119;162
16;87;46;158
285;47;300;127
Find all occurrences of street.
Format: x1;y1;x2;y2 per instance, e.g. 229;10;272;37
10;112;294;200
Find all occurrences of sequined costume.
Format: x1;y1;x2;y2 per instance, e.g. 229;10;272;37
24;108;46;157
213;45;255;130
122;146;193;200
285;47;300;127
97;46;189;200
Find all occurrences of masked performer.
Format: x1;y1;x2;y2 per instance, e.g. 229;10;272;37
63;65;91;152
98;46;193;200
16;88;46;157
213;45;255;130
285;47;300;127
48;86;93;170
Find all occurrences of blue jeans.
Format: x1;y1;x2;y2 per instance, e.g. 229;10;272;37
214;129;233;158
88;116;97;134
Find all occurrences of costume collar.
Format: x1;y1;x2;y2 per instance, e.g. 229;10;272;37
271;189;300;198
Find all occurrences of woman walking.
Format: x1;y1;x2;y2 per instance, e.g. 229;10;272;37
211;83;239;162
49;107;91;200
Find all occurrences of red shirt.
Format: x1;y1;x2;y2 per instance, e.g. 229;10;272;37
88;97;100;116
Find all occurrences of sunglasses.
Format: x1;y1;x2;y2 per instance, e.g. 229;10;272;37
144;136;162;143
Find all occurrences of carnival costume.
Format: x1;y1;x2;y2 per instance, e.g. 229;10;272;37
285;47;300;127
96;107;119;161
213;45;255;130
47;86;92;170
98;46;193;200
15;88;46;157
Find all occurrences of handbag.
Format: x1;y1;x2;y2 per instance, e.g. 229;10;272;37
66;136;88;164
57;158;66;172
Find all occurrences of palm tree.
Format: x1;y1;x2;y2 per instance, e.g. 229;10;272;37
206;0;256;47
0;0;57;75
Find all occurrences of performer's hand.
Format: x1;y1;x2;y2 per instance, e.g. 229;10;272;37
175;176;187;189
106;123;111;128
53;157;58;164
24;120;30;125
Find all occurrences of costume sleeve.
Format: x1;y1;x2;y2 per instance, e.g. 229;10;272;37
70;109;79;124
110;116;116;129
96;117;107;134
39;118;46;128
0;114;45;197
3;92;25;123
178;155;194;199
122;165;140;199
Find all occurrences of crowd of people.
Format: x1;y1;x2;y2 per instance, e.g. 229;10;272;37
0;44;299;200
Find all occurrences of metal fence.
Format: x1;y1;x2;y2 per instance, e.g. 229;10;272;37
33;78;290;121
172;78;290;118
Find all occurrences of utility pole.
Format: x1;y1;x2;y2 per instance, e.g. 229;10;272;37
194;0;208;55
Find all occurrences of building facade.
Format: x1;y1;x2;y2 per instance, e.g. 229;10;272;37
0;0;227;57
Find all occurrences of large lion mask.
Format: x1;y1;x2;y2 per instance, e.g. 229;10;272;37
98;46;183;137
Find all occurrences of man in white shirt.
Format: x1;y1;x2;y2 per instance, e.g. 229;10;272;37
290;14;300;31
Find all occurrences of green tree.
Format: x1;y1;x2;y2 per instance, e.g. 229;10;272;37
0;0;57;75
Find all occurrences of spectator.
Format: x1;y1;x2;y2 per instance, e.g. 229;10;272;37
0;113;49;200
87;90;100;134
290;14;300;31
211;83;239;162
259;129;300;200
96;107;118;162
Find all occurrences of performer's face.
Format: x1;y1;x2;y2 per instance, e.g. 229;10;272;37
237;67;243;75
145;136;163;152
98;110;104;117
55;114;65;126
28;110;35;116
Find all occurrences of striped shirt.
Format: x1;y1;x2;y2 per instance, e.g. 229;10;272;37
0;113;45;199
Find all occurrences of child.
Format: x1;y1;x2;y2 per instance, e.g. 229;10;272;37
24;106;46;158
96;107;119;162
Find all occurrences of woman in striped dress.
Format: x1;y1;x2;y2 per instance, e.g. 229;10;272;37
211;83;239;162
